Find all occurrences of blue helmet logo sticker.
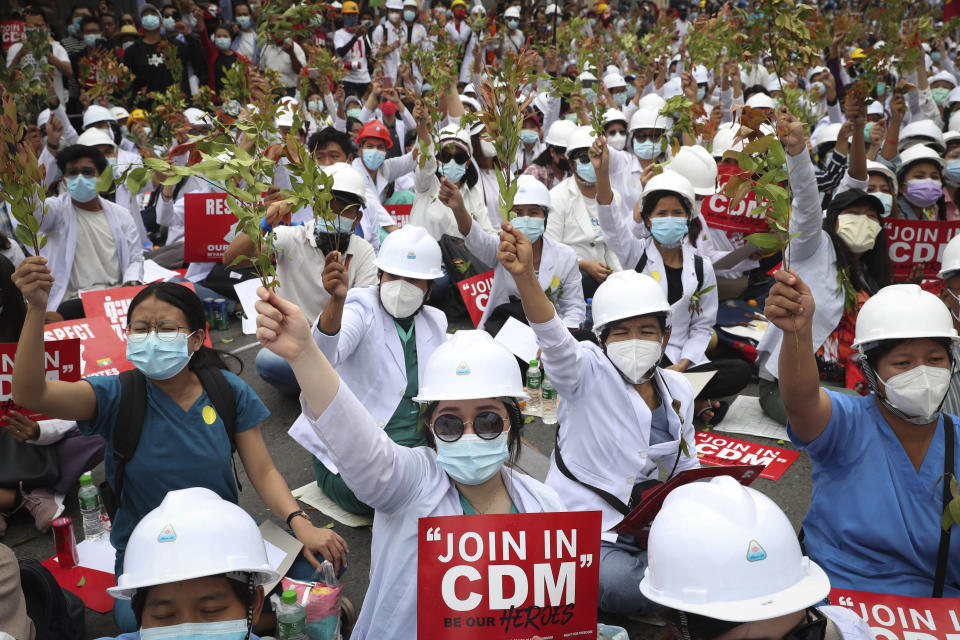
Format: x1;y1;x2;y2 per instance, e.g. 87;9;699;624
746;540;766;562
158;524;177;543
456;362;470;375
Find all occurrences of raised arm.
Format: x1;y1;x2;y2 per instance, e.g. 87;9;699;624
778;111;824;264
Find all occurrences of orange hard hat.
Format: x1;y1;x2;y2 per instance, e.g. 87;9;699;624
356;120;394;149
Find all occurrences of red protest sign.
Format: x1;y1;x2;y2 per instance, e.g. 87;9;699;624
1;339;81;419
1;21;24;51
385;203;412;229
184;193;236;263
80;283;212;347
694;432;800;481
417;511;601;640
457;270;495;328
829;589;960;640
43;317;132;378
700;171;768;239
884;218;960;281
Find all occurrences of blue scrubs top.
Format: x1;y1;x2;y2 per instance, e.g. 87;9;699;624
79;369;270;574
789;390;960;596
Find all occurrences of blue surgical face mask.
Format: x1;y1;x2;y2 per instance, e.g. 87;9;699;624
872;191;893;216
308;99;321;112
588;17;597;26
346;107;362;119
519;129;539;145
510;215;545;243
507;18;519;29
439;159;467;183
319;214;357;235
141;14;161;31
139;619;248;640
65;175;98;203
125;332;195;381
696;85;706;101
215;37;231;51
236;15;252;29
583;88;598;102
633;139;657;159
343;15;358;28
83;33;100;48
575;158;596;183
362;148;386;170
932;87;951;106
650;216;689;248
162;16;176;30
404;9;417;21
107;157;118;166
613;91;628;106
932;51;943;63
876;81;886;97
436;433;509;485
946;160;960;185
810;80;826;99
863;122;874;140
625;84;637;99
564;113;579;122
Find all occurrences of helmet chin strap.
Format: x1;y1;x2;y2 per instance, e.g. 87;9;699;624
859;359;946;425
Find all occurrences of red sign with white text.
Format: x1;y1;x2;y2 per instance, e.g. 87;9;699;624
830;589;960;640
80;283;212;346
43;317;132;378
457;270;495;328
1;339;81;419
385;203;412;229
884;218;960;281
417;511;601;640
184;193;236;263
694;432;799;481
1;21;24;52
700;172;768;239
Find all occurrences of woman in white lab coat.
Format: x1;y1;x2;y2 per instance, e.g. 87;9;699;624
546;126;623;299
498;224;698;617
593;137;750;423
438;174;585;331
293;226;448;517
261;291;564;640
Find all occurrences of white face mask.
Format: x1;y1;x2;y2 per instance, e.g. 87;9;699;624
380;279;425;318
836;213;882;253
479;139;496;158
605;338;662;384
879;365;952;424
607;132;627;151
139;619;248;640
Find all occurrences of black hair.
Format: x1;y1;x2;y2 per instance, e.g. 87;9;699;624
822;200;891;295
435;145;479;189
345;116;363;133
403;128;418;149
422;399;523;466
131;575;254;628
898;160;948;220
100;12;118;24
0;254;27;343
863;337;954;372
598;314;667;345
56;145;108;176
639;190;702;248
126;282;242;373
162;6;181;19
80;15;101;29
308;126;354;157
24;7;48;22
532;146;570;173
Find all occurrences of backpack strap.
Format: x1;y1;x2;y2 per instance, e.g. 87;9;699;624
694;254;704;292
634;252;648;274
112;369;148;502
195;367;242;491
553;430;630;515
933;415;955;597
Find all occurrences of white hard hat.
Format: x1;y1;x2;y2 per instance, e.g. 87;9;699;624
602;108;627;126
640;476;830;622
866;100;885;117
592;271;672;336
745;92;776;110
374;224;443;279
940;234;960;278
950;110;960;133
691;65;709;85
545;3;558;15
865;160;897;196
640;170;697;212
852;284;960;351
184;107;212;127
637;93;666;112
668;146;717;197
930;69;957;88
413;330;527;402
37;109;51;129
578;70;598;82
110;106;131;121
386;0;403;9
604;73;626;89
323;162;367;204
565;126;597;156
460;94;481;112
765;77;785;93
544;119;577;147
661;76;683;99
630;107;672;133
948;86;960;106
108;487;280;599
77;127;117;149
438;123;473;154
899;119;945;153
513;175;551;209
83;105;116;129
504;5;521;18
896;144;945;179
945;131;960;148
813;122;843;148
712;122;743;157
275;107;295;128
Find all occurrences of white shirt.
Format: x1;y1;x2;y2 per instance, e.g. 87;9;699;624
409;147;494;240
333;29;371;84
233;29;257;59
66;207;121;299
258;42;306;88
546;176;623;269
6;39;70;105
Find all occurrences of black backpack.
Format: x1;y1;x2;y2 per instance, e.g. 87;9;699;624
19;558;85;640
99;367;238;520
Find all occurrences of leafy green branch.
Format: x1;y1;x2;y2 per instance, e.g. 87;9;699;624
0;96;49;255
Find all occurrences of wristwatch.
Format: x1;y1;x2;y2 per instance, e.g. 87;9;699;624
285;509;310;528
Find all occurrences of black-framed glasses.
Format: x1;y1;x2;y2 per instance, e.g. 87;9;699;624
782;609;828;640
569;150;590;164
632;132;660;143
125;322;194;343
64;167;98;178
431;411;505;442
438;149;469;165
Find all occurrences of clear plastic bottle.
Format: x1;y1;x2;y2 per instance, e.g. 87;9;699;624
541;377;557;425
77;473;104;542
277;589;308;640
525;359;542;413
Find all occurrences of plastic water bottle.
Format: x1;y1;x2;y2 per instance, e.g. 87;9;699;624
582;298;593;332
541;377;557;425
77;473;105;542
277;589;308;640
525;360;542;413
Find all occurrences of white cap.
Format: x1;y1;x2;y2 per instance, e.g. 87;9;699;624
83;105;116;129
460;95;481;112
77;127;116;149
765;77;785;93
275;108;294;128
414;330;527;402
323;162;367;204
110;106;130;121
578;70;598;82
950;110;960;133
386;0;403;9
948;86;960;106
513;174;551;209
939;233;960;278
638;93;667;112
813;122;843;148
692;65;709;84
712;122;743;157
661;76;683;99
183;107;212;127
544;119;577;147
374;225;443;279
438;123;473;154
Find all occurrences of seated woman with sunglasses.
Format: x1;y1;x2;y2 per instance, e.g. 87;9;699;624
10;260;348;632
640;476;874;640
262;290;564;640
409;120;496;241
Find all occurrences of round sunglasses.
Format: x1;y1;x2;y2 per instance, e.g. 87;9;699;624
430;411;506;442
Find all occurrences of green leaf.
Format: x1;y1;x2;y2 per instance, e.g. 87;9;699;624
37;233;48;250
743;135;775;155
950;496;960;526
76;576;86;587
524;416;535;424
25;213;39;234
951;474;959;499
95;163;115;193
15;224;35;249
744;232;785;253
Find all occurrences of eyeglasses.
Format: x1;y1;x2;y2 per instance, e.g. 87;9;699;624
569;151;590;164
64;167;98;178
125;323;194;343
438;149;469;165
431;411;506;442
632;132;661;142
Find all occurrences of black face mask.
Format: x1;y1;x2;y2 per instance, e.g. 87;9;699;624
313;227;352;255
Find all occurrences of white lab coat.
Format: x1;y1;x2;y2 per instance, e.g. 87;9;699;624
546;176;623;269
114;148;150;250
289;381;565;640
36;193;144;311
529;313;698;542
371;21;425;81
596;202;718;366
295;285;447;473
464;224;584;329
409;148;494;240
